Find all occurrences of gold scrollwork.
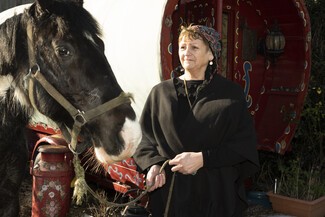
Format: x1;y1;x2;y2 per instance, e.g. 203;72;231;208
265;59;270;70
168;43;172;55
300;11;307;27
164;15;173;28
255;103;259;111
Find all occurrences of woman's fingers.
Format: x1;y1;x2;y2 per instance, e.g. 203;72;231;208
169;152;203;175
156;173;165;187
170;164;182;172
146;165;166;192
147;172;165;192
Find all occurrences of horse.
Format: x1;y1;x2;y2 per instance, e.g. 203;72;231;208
0;0;142;216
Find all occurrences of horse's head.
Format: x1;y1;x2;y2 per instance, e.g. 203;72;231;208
24;0;141;164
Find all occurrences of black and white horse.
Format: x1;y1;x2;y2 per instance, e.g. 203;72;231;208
0;0;141;216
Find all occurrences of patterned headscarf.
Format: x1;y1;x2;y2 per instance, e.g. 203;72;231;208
190;25;221;63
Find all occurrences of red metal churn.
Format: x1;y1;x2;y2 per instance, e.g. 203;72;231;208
31;144;73;217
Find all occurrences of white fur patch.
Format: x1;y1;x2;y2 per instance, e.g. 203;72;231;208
14;86;30;107
0;74;13;97
94;118;142;164
0;74;30;109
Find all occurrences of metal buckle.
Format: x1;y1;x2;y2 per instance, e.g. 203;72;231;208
74;110;87;126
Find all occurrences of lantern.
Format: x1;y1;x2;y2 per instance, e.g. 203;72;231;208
265;21;286;63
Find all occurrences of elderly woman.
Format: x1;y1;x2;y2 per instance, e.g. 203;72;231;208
133;24;259;217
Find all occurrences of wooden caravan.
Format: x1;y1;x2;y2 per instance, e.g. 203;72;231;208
160;0;311;154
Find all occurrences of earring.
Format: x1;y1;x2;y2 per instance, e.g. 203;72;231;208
209;60;213;65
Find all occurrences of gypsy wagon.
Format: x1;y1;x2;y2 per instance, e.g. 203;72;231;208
83;0;311;194
0;0;311;207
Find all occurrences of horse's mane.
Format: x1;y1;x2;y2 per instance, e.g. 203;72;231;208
0;14;26;76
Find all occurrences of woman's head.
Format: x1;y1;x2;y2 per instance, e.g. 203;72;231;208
177;24;221;79
178;32;213;77
178;24;221;64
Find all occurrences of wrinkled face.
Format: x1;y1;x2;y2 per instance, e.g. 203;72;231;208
178;36;214;75
29;0;141;164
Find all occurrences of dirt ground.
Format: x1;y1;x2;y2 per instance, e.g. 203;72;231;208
19;170;277;217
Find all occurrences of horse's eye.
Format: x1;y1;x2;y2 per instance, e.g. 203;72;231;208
57;47;71;57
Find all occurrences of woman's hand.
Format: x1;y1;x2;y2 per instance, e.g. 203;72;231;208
169;152;203;175
146;164;166;192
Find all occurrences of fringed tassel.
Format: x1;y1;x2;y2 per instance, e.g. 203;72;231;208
72;154;88;205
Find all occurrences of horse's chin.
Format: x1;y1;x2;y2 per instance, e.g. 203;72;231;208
94;146;133;164
94;118;142;164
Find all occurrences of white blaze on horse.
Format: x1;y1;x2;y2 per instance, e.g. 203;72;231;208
0;0;141;216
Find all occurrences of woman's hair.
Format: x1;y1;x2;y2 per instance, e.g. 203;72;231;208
178;24;210;49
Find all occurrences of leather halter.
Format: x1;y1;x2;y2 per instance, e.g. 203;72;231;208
25;22;133;154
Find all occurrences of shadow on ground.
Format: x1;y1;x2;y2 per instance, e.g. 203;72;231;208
20;172;280;217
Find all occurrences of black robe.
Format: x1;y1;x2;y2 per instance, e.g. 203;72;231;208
133;74;259;217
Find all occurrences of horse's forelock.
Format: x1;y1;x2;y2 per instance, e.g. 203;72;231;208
55;17;68;38
30;1;101;39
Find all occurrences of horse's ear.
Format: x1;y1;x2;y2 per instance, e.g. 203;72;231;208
33;0;84;18
73;0;84;7
36;0;53;11
34;0;54;18
35;0;84;12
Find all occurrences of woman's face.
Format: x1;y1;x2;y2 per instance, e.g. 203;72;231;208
178;36;214;75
